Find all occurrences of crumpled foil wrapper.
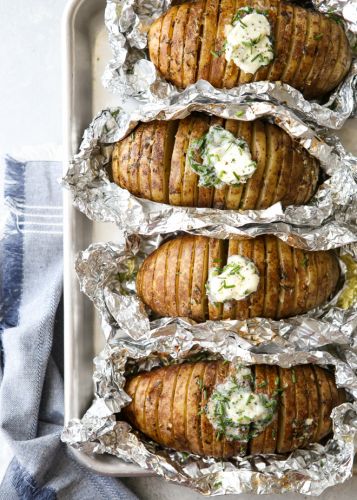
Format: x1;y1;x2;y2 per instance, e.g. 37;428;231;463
74;233;357;342
61;324;357;495
63;97;357;249
103;0;357;129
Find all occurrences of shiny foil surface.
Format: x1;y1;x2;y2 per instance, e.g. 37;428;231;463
102;0;357;128
71;234;357;342
62;319;357;495
63;98;357;249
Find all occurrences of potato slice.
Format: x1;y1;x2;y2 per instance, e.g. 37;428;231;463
172;363;196;450
169;117;193;206
200;361;219;456
317;252;339;308
276;367;296;453
274;130;292;206
263;236;280;318
304;251;319;312
138;122;157;200
267;2;294;82
136;247;158;309
230;121;250;209
127;126;143;196
183;2;205;87
224;119;243;210
151;236;170;317
249;364;267;453
123;375;141;427
158;6;179;77
190;237;210;322
326;369;339;412
157;364;181;448
328;24;352;91
291;366;309;450
197;0;221;82
241;120;267;210
304;158;320;204
143;370;164;442
239;121;261;209
292;11;321;92
170;4;191;87
177;236;196;317
301;365;320;443
181;117;201;207
303;16;332;98
292;248;310;315
234;239;253;320
314;365;333;440
209;0;235;88
256;123;283;209
208;238;227;320
133;373;152;432
185;362;207;455
148;17;162;68
276;239;295;319
262;365;279;453
112;140;123;187
222;240;238;319
150;122;170;202
318;20;341;96
164;238;182;317
249;236;265;318
116;131;132;191
282;6;308;86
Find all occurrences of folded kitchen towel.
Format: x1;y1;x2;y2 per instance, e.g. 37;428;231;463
0;157;137;500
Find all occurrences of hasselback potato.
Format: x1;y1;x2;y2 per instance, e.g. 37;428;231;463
148;0;352;98
112;114;320;210
123;361;345;457
136;234;340;321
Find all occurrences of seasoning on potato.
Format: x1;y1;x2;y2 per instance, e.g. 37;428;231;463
136;234;340;321
112;114;320;210
148;1;352;98
123;360;345;458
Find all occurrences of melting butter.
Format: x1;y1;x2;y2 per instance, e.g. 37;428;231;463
225;10;274;74
207;254;259;304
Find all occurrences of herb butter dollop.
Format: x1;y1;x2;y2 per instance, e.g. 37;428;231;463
225;9;274;74
189;125;257;187
206;366;276;441
207;254;259;304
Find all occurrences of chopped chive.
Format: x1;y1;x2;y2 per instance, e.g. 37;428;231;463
210;50;222;58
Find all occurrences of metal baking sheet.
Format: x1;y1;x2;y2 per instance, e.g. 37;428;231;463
62;0;357;479
62;0;151;476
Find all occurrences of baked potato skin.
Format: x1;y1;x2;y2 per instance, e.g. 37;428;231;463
136;234;340;322
148;1;352;98
123;361;344;458
112;114;320;210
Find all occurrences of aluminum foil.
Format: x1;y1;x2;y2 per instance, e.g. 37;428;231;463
103;0;357;129
61;323;357;495
63;98;357;249
73;233;357;342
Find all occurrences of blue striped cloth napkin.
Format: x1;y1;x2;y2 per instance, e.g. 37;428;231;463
0;157;137;499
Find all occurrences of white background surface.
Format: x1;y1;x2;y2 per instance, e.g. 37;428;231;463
0;0;357;498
